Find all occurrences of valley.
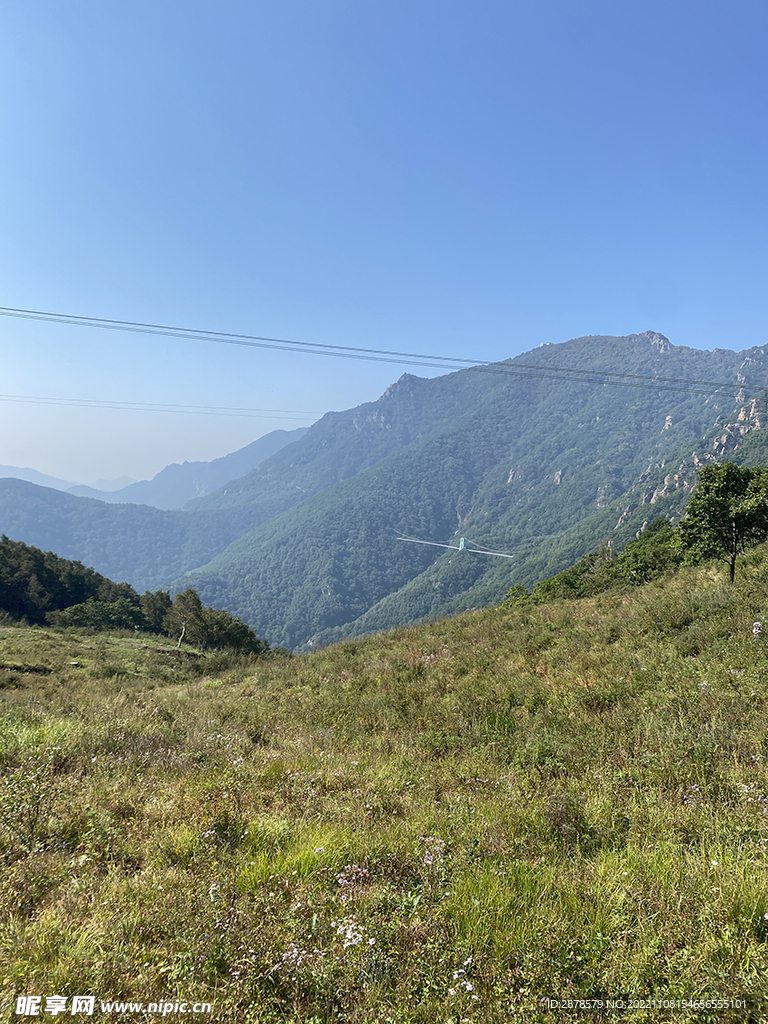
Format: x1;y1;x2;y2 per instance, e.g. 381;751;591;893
3;332;768;649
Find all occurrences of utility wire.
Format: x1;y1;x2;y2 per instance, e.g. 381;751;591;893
0;305;764;398
0;393;321;419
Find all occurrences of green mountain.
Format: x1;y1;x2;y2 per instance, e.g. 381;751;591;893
176;332;768;648
0;533;142;624
4;331;768;648
0;479;244;591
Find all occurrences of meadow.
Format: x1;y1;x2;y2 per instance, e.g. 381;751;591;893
2;549;768;1022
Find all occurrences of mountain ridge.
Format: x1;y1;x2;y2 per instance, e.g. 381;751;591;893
174;332;767;647
67;426;309;509
3;331;768;647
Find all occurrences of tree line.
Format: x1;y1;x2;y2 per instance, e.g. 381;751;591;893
0;535;269;655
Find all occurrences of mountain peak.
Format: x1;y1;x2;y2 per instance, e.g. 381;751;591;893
640;330;671;352
384;373;422;398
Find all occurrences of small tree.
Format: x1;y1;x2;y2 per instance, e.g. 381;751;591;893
162;589;268;655
163;588;204;649
196;607;268;654
678;463;768;583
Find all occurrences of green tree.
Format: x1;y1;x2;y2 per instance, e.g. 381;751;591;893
162;589;268;654
678;463;768;583
195;607;268;654
617;519;679;584
51;595;144;630
140;590;172;633
163;589;204;648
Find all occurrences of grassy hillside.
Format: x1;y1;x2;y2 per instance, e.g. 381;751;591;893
2;547;768;1021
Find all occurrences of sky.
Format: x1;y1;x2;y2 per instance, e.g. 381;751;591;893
1;0;767;484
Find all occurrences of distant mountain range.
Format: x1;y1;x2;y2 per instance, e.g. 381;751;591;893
2;332;767;649
0;465;139;493
0;465;78;492
0;427;308;510
65;426;309;508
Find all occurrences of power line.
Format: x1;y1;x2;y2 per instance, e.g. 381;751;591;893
0;393;321;419
0;305;763;398
0;305;476;367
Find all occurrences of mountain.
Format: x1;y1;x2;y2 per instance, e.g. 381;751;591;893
0;479;246;591
174;332;768;648
0;465;75;491
66;426;309;509
4;331;768;649
0;534;147;625
89;475;137;491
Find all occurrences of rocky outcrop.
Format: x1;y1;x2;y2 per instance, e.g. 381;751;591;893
644;466;696;504
613;457;698;528
383;373;421;400
353;408;392;431
641;330;671;353
711;398;763;456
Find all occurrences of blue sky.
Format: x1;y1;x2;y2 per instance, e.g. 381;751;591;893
2;0;767;482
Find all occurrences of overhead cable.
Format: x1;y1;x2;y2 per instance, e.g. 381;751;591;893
0;393;321;419
0;305;763;398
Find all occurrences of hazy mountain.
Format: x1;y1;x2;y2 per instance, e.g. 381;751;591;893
66;426;309;509
0;479;246;591
0;466;137;493
90;476;137;491
0;465;75;491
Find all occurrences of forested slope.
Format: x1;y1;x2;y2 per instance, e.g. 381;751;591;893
178;333;766;648
316;391;768;644
0;480;243;591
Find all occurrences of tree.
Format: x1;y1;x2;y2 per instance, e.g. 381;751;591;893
51;596;142;630
195;607;268;654
163;588;204;648
617;520;679;585
678;463;768;583
162;588;268;654
140;590;172;633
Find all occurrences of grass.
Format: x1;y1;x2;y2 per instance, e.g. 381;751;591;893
2;549;768;1022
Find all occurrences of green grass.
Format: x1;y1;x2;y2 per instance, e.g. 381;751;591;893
2;550;768;1022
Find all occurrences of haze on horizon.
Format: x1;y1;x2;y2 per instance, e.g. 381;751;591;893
2;0;766;484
